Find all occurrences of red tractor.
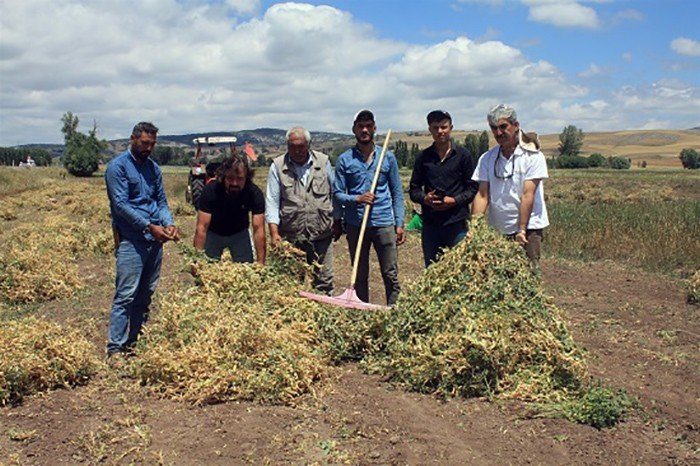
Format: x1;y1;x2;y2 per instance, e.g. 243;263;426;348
186;136;238;208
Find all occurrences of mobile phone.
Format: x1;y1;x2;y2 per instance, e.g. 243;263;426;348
433;189;446;199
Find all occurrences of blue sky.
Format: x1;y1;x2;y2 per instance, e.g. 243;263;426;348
1;0;698;145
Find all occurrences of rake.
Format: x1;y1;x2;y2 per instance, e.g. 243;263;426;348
299;129;393;310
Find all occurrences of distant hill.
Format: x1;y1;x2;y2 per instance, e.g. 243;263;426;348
391;129;700;168
12;128;699;168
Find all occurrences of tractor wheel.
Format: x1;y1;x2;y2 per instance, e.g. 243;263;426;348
190;179;205;209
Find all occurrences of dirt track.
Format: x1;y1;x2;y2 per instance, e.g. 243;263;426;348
1;234;698;465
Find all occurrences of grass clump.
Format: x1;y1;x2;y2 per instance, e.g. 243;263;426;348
687;269;700;305
365;217;588;401
0;317;100;406
537;382;638;429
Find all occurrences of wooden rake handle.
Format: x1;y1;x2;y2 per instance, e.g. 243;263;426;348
350;129;392;287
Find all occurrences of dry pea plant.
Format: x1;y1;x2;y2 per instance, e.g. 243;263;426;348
1;175;633;428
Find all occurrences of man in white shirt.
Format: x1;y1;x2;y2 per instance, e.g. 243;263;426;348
471;104;549;272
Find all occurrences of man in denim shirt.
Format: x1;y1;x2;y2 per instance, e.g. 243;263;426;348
104;122;179;359
334;110;405;305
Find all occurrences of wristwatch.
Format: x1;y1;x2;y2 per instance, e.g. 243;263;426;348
142;224;151;235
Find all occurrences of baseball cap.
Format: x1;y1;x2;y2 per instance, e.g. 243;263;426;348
353;109;375;123
427;110;452;124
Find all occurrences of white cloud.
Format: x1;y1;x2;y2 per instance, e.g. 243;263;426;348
457;0;505;6
225;0;260;15
522;0;600;29
613;9;644;22
621;52;633;62
670;37;700;57
609;80;700;128
577;63;603;78
0;1;697;145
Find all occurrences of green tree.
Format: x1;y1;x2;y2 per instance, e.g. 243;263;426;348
558;125;584;157
0;147;52;166
406;143;420;169
478;131;490;155
60;112;107;177
151;146;174;165
464;133;480;158
679;148;700;169
394;140;409;167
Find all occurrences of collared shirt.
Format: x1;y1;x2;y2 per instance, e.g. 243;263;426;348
105;150;174;243
333;145;405;228
265;153;340;225
408;141;479;226
472;144;549;234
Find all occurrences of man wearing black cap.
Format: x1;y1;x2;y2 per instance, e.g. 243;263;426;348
409;110;479;266
333;110;405;305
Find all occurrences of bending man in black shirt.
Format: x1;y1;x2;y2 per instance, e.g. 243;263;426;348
409;110;479;267
194;155;266;264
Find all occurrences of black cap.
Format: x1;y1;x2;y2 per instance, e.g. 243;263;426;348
353;109;375;123
427;110;452;124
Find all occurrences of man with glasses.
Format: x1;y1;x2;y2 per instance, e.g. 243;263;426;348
409;110;479;266
471;104;549;273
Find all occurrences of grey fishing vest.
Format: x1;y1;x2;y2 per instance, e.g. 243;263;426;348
273;151;333;242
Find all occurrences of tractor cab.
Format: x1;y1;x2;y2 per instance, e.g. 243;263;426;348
186;136;238;208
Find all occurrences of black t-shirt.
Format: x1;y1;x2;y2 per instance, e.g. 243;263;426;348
198;180;265;236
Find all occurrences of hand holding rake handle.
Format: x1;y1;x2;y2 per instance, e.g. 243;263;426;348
299;129;393;310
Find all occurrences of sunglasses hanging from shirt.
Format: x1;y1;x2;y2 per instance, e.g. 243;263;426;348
494;147;515;180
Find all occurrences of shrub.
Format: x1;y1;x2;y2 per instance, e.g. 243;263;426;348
539;382;637;429
558;155;590;169
679;148;700;169
587;153;606;167
608;156;631;169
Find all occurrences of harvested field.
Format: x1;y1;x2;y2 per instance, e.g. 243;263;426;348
0;167;698;465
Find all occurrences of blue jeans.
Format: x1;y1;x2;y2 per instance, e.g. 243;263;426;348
421;221;468;267
107;239;163;354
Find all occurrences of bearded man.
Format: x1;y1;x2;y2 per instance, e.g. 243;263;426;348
194;154;266;264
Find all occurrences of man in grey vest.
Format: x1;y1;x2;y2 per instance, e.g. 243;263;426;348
266;126;342;294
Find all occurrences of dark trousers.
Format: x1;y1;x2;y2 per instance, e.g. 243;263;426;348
345;225;400;305
290;236;335;295
507;229;544;274
421;220;468;267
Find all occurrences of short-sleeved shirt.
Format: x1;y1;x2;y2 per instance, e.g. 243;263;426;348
472;145;549;235
198;180;265;236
